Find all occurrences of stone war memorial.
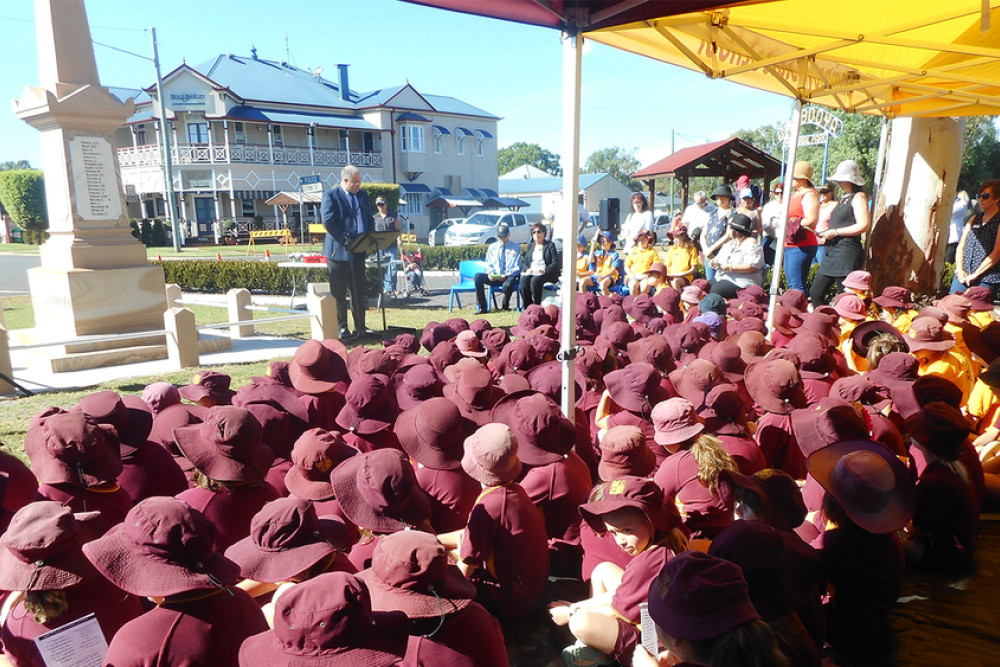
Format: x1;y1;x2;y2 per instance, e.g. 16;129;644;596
11;0;168;372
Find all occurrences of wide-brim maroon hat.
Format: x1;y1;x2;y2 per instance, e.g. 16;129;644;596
744;359;806;415
24;408;122;487
394;398;474;470
173;406;274;484
790;397;870;459
904;317;956;352
285;428;357;501
336;374;399;435
578;476;681;535
289;339;350;394
330;450;432;533
850;320;908;358
490;390;575;466
233;382;310;425
82;496;241;597
178;371;236;404
604;362;670;416
442;365;505;426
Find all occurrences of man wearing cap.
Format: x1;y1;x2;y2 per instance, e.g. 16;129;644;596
373;195;401;298
473;222;522;313
321;164;374;339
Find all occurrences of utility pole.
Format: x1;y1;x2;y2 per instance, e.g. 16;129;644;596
669;129;675;213
150;27;181;252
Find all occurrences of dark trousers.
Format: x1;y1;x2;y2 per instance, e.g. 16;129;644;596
327;254;367;333
709;279;741;299
474;273;517;311
810;273;844;308
520;272;558;307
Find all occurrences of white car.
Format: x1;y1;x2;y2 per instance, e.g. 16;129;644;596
429;218;462;246
444;211;531;246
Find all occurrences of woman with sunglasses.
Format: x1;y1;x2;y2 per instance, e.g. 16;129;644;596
519;222;561;307
811;160;871;308
953;179;1000;300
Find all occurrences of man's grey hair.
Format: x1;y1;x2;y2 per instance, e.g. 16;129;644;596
694;190;708;201
341;165;360;181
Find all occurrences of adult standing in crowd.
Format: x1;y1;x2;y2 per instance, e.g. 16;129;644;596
811;160;872;307
953;179;1000;299
784;161;821;293
681;190;715;243
474;223;522;314
520;222;560;307
760;183;784;266
701;185;738;281
621;193;654;254
815;183;837;264
322;164;373;340
373;196;400;298
947;191;970;263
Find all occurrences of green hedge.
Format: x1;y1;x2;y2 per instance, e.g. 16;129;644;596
0;169;47;244
152;260;380;296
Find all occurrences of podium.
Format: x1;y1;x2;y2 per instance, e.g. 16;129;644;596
348;230;410;334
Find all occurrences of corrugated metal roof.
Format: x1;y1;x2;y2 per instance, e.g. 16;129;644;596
195;54;355;109
424;94;499;120
108;87;151;106
222;106;378;131
499;173;608;195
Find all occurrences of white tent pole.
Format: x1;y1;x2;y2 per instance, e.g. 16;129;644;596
559;28;583;418
871;116;890;214
766;98;804;336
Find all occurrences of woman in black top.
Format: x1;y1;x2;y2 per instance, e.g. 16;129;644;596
520;222;561;306
810;160;871;307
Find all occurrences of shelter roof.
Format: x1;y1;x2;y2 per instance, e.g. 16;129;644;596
265;191;323;207
633;137;780;180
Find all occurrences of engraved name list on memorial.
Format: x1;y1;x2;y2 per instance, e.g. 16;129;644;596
69;136;123;222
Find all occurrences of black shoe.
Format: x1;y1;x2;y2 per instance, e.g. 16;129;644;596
474;308;487;315
500;304;511;311
340;330;358;341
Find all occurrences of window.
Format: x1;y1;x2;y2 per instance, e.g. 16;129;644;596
339;129;349;151
401;193;426;216
135;124;147;145
271;125;283;147
234;122;245;144
241;199;255;216
456;136;465;156
400;124;424;153
187;122;208;144
362;131;375;152
475;129;489;157
434;134;443;154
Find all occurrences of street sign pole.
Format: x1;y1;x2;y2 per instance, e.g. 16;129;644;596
299;175;322;245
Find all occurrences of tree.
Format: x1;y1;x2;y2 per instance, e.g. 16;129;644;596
0;160;32;171
582;146;641;190
958;116;1000;194
497;142;561;177
0;169;47;243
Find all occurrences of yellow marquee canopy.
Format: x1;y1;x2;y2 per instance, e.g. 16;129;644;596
586;1;1000;118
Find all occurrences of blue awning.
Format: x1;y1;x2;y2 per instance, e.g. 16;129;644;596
455;127;474;137
222;106;377;131
464;188;484;198
480;188;499;198
475;129;494;138
432;125;451;135
435;187;454;197
396;111;431;122
399;183;432;194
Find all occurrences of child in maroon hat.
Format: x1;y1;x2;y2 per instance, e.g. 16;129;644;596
651;398;738;539
701;384;765;476
288;339;349;432
551;476;686;667
745;358;809;479
443;423;549;619
0;444;37;534
0;502;144;667
178;370;236;406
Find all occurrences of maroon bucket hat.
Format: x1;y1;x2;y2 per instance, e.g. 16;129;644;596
148;402;208;459
462;423;522;486
736;284;768;306
779;289;808;313
499;371;531;396
830;375;885;406
330;450;432;533
350;347;397;379
242;403;293;459
394;397;474;470
455;329;489;358
708;519;798;621
178;370;236;405
249;360;297;391
601;320;637;350
470;318;492;335
421;322;458;352
392;364;444;411
524;331;560;362
790;397;870;459
798;311;840;345
74;390;149;452
598;425;656;481
652;397;706;446
579;476;682;536
225;497;352;584
787;332;835;379
669;359;723;409
806;440;915;534
717;468;807;530
173;406;275;484
442;365;505;426
524;360;585;403
905;401;971;462
511;304;552;337
873;285;912;309
239;572;407;667
736;331;773;364
711;341;748;382
771;305;797;336
285;428;357;501
24;408;121;486
428;340;464;376
623;294;659;323
647;551;760;642
481;327;510;357
289;339;350;394
336;374;399;435
626;335;675;374
962;285;993;311
82;496;241;597
141;382;181;415
444;317;471;335
850;320;908;358
701;383;745;424
443;357;487;385
233;382;310;425
744;359;806;415
605;362;670;416
935;294;972;323
491;391;576;466
0;501;101;592
904;316;956;352
382;331;421;354
357;531;477;619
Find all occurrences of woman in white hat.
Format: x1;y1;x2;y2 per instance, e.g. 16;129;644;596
811;160;871;308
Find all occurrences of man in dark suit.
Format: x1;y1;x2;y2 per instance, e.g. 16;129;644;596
322;164;372;339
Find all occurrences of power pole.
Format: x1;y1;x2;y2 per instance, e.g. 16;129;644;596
150;27;180;252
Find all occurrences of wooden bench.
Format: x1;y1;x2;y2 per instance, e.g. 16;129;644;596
246;228;295;256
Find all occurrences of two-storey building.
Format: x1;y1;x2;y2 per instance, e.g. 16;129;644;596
112;49;499;240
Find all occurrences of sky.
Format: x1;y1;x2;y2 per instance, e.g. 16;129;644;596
0;0;796;171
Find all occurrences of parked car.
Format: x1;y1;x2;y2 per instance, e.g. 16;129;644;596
429;218;462;246
444;211;531;246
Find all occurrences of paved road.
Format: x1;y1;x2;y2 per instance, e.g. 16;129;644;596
0;254;39;295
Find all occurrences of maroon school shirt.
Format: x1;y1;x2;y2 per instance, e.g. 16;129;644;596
265;458;293;497
911;441;986;509
35;483;133;534
519;452;592;549
802;376;835;404
653;450;732;539
460;483;549;619
176;483;278;552
118;441;189;503
716;432;766;475
579;520;633;581
754;412;806;480
911;461;980;570
611;545;672;623
405;602;508;667
414;464;481;533
344;429;403;453
2;576;143;667
400;634;475;666
296;391;346;432
103;587;268;667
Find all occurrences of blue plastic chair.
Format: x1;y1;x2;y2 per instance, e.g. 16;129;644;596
449;260;521;312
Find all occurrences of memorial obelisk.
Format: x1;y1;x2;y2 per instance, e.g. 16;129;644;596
14;0;167;355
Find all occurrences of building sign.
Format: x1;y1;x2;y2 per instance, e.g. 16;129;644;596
776;106;844;148
183;171;213;189
168;91;208;111
69;136;123;221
